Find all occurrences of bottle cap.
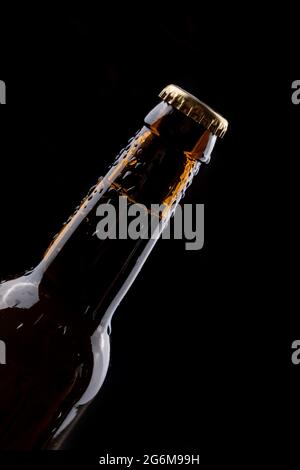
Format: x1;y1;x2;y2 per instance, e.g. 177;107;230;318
159;84;228;138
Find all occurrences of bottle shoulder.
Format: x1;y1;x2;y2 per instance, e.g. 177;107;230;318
0;272;111;449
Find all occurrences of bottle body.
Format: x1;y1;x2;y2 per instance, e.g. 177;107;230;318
0;96;220;449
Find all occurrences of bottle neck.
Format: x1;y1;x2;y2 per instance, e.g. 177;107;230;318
33;103;214;332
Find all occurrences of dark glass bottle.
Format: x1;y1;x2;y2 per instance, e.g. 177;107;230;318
0;85;228;449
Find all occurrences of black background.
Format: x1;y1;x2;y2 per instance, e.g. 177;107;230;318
0;8;299;466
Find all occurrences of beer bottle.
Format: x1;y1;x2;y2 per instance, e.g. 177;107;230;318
0;84;228;449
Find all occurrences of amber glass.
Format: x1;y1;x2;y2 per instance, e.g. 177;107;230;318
0;100;213;449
